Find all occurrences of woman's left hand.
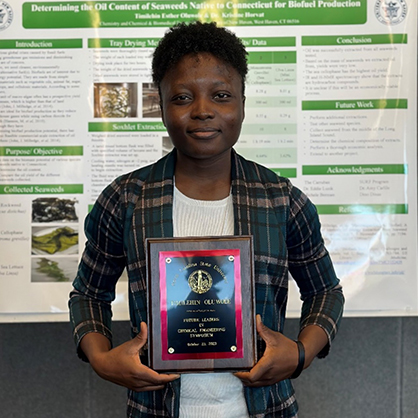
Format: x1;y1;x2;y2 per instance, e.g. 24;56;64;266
234;315;299;387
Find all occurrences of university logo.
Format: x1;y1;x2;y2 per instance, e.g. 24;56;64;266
188;269;213;294
0;1;13;31
375;0;407;25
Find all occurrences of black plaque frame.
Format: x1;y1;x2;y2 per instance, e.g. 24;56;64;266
146;236;256;373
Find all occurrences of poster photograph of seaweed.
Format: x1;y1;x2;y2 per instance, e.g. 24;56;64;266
31;257;79;283
31;226;78;256
30;197;80;283
32;198;79;223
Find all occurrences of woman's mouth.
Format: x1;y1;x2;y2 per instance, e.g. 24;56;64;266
188;128;220;139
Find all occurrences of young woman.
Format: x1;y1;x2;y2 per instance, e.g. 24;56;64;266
69;21;344;418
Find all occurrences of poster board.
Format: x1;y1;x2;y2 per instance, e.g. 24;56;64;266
0;0;416;321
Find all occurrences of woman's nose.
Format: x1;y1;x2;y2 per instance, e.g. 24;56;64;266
190;97;215;119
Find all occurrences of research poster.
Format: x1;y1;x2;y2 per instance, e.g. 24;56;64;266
0;0;416;321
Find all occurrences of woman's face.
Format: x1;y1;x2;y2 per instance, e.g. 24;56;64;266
159;52;245;162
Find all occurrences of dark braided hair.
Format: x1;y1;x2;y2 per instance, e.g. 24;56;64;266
152;21;248;95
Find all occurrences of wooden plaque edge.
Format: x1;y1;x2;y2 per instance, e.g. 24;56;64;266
146;235;256;373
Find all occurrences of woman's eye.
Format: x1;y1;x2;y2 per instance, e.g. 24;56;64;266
214;92;231;100
173;95;190;101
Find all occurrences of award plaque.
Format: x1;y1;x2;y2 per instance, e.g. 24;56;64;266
146;236;256;373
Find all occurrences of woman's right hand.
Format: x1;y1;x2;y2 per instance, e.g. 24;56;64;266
81;322;180;392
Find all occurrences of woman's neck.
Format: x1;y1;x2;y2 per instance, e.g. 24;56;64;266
174;150;232;200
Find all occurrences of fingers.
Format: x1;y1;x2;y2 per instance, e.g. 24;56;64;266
135;322;148;344
157;373;181;383
256;314;263;332
234;373;273;388
146;368;180;383
117;363;179;392
241;378;275;388
256;314;270;340
234;371;249;381
131;372;180;392
93;323;180;392
234;355;270;386
131;372;179;391
123;323;180;390
235;315;289;387
234;315;269;385
133;384;166;392
234;370;265;387
130;322;149;355
256;314;274;345
235;368;277;387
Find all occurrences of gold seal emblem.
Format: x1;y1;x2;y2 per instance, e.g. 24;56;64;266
188;269;212;294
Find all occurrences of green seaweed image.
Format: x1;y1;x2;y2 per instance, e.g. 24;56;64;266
32;227;78;254
36;258;69;282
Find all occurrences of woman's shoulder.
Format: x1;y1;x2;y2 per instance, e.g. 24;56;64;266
106;153;174;200
234;152;292;188
234;152;311;212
